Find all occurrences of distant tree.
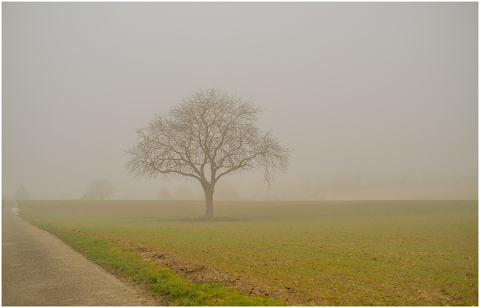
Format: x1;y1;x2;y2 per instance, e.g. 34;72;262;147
215;180;240;201
157;188;173;200
82;178;114;200
175;186;198;200
15;184;30;200
125;88;291;217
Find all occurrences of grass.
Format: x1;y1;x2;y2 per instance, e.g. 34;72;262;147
17;206;284;306
19;199;478;306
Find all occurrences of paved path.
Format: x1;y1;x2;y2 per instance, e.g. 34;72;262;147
2;201;153;306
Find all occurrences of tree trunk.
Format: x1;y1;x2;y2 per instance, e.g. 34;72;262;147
204;189;214;217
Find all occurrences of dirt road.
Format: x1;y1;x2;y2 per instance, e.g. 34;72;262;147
2;201;155;306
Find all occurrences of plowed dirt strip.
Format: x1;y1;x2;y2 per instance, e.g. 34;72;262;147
71;229;314;306
2;201;161;306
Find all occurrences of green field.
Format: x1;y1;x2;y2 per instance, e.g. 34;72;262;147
19;200;477;305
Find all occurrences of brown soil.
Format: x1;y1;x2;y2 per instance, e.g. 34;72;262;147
182;216;243;222
73;229;315;306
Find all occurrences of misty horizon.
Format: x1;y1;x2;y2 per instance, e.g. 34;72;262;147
3;3;478;201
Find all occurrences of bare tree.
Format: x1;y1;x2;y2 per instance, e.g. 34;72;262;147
125;88;291;217
157;188;173;200
82;178;114;200
15;184;30;200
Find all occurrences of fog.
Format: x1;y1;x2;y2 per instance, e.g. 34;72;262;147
3;3;478;201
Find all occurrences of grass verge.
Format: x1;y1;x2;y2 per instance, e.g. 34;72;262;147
18;204;285;306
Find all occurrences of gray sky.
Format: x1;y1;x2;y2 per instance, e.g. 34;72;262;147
3;3;478;200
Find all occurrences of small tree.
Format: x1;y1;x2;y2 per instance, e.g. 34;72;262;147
15;184;30;200
125;88;291;217
157;188;173;200
83;178;114;200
